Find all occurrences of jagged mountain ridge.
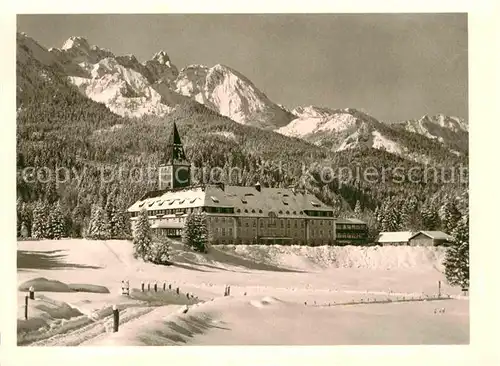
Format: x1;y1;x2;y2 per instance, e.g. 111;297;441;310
175;64;295;129
392;114;468;153
17;33;294;129
17;32;467;165
277;106;468;164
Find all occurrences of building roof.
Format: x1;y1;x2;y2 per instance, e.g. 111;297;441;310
128;184;334;218
376;231;414;243
409;231;454;241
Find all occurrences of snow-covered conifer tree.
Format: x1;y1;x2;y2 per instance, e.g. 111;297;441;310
132;209;153;259
182;212;209;253
444;214;469;288
32;200;49;239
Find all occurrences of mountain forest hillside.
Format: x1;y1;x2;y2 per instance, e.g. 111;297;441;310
16;32;469;240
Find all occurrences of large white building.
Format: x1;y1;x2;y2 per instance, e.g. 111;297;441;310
128;122;368;245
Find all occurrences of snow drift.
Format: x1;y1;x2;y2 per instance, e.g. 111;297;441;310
214;244;447;272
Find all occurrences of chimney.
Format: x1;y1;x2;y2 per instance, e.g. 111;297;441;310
255;182;261;192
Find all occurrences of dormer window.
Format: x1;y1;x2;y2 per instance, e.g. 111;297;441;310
179;199;185;204
259;209;263;214
139;202;145;208
251;209;256;213
148;201;154;207
190;198;197;203
241;198;247;204
311;201;320;207
244;209;248;213
283;200;289;205
278;210;283;214
211;196;219;203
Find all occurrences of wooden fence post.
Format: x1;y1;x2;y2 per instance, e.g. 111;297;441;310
112;305;119;333
163;282;166;291
147;283;150;291
176;287;180;295
29;286;35;300
141;282;145;292
154;283;158;292
24;295;29;320
438;281;441;297
169;284;172;290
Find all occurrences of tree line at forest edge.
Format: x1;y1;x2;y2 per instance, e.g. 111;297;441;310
16;52;469;288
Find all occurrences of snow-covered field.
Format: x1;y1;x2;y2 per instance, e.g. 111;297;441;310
17;239;469;346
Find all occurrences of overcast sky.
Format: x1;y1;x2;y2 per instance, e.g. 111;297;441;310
17;13;468;122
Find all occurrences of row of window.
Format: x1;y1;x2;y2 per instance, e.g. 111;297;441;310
232;209;334;217
336;224;367;231
214;227;234;237
132;207;236;217
210;217;334;228
215;238;335;245
204;207;234;214
212;226;332;238
130;207;200;217
153;228;182;237
304;210;334;217
236;219;305;229
336;232;367;239
150;207;202;216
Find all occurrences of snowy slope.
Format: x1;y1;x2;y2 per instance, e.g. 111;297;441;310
44;36;186;118
278;107;359;137
394;114;469;152
277;107;402;153
276;107;466;163
175;64;295;129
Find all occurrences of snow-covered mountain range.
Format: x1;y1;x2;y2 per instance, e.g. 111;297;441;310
17;32;468;161
175;64;294;129
17;33;294;128
276;106;467;163
393;114;468;152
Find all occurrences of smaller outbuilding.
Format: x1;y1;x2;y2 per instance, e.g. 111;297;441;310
376;231;414;246
408;231;454;247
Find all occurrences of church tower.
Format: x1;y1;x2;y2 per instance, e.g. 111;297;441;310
158;122;191;190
